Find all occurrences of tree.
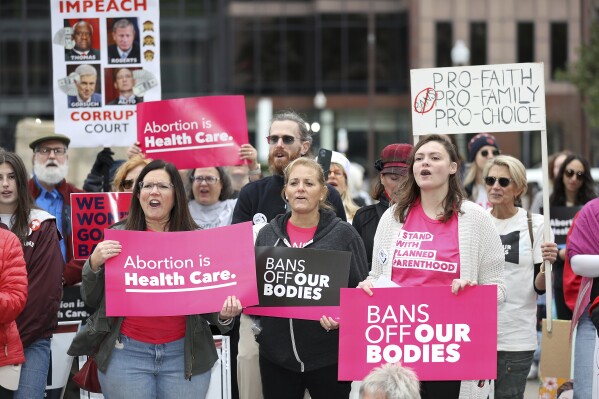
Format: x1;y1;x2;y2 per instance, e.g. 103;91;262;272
563;22;599;127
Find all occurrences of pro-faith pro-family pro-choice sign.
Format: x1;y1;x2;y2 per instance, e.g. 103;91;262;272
104;222;258;316
338;285;497;381
410;63;546;135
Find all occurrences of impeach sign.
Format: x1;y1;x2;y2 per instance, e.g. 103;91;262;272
71;192;132;260
104;222;258;316
244;247;351;320
410;62;546;135
338;285;497;381
137;95;249;170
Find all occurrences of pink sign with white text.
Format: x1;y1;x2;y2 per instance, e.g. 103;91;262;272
104;222;258;316
338;285;497;381
137;95;249;170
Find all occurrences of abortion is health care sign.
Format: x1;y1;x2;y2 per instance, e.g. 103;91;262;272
410;63;546;135
103;222;258;316
71;192;132;260
50;0;161;147
338;285;497;381
137;96;249;170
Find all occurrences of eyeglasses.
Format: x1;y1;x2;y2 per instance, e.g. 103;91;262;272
564;169;584;181
35;147;67;157
120;179;134;190
139;181;174;192
328;170;344;178
191;176;220;185
266;135;296;145
480;149;500;157
484;176;513;188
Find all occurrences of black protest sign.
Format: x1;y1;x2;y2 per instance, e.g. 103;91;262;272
549;206;582;246
254;246;351;307
58;285;95;323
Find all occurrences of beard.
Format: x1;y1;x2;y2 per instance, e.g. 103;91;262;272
34;160;69;185
268;148;303;176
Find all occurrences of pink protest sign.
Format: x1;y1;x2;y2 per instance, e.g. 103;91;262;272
339;285;497;381
71;192;132;260
104;222;258;316
137;95;248;169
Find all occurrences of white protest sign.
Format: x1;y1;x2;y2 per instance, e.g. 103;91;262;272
50;0;162;147
410;62;546;135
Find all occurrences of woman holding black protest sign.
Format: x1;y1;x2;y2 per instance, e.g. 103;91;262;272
253;157;368;399
483;155;558;399
68;160;242;399
358;134;505;399
0;150;64;399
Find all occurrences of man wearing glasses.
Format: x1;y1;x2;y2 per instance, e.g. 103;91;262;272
231;110;345;399
28;134;85;286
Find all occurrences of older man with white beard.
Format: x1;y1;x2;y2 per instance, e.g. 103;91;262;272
28;134;85;286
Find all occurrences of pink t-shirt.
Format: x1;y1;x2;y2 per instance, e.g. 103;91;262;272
391;201;460;287
287;220;317;248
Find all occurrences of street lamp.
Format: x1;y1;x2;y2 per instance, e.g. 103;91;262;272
314;91;334;150
451;40;470;66
450;40;470;157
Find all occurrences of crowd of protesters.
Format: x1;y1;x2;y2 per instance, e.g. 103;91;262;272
1;110;597;399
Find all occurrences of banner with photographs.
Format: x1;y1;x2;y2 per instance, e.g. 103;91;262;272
50;0;161;147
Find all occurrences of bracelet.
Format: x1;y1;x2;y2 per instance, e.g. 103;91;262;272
248;165;261;176
540;264;545;274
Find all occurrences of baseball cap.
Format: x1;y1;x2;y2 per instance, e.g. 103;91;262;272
29;134;71;150
376;144;413;174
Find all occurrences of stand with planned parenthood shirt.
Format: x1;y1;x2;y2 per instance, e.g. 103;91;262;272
50;0;161;147
244;247;351;320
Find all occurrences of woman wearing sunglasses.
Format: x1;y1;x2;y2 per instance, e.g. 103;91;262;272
112;155;152;192
550;154;597;399
483;155;558;399
463;133;501;209
187;167;237;229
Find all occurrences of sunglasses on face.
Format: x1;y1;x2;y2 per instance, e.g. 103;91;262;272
564;169;584;181
484;176;513;188
480;149;500;157
266;135;296;145
120;179;134;190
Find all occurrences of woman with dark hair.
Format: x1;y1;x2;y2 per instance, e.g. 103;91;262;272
359;135;505;399
254;157;368;399
68;160;242;399
352;143;413;269
187;167;237;229
0;150;63;399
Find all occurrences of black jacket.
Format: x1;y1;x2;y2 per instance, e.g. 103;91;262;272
351;194;390;270
254;209;368;372
232;174;346;224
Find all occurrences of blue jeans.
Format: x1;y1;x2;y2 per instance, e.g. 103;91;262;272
98;334;211;399
495;350;534;399
574;308;595;399
13;337;51;399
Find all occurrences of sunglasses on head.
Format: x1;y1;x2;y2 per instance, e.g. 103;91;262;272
120;179;134;190
564;169;584;181
484;176;512;188
480;149;500;157
266;135;296;145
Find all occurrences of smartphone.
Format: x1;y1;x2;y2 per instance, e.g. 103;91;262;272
316;148;332;180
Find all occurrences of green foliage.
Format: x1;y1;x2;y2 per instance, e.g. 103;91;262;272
563;23;599;127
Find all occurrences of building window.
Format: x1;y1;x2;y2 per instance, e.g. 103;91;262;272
550;22;568;79
436;22;453;67
517;22;534;63
470;22;487;65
